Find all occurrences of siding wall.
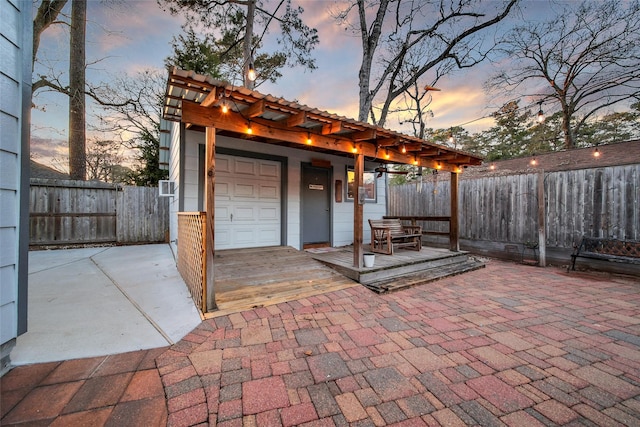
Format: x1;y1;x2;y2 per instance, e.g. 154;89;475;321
0;0;31;368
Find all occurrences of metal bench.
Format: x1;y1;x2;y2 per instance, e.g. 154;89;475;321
569;237;640;271
369;218;422;255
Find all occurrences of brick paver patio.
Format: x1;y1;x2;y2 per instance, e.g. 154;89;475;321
2;260;640;426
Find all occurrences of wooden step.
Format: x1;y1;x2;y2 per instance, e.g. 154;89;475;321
363;258;485;293
357;251;471;285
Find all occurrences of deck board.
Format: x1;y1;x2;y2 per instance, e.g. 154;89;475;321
208;246;358;317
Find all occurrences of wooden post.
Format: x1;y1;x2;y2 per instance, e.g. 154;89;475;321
537;170;547;267
353;152;364;268
205;127;217;310
450;171;459;251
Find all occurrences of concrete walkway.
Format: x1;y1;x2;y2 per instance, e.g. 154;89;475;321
2;259;640;426
10;244;202;365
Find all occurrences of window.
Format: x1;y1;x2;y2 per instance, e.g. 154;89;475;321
346;167;377;202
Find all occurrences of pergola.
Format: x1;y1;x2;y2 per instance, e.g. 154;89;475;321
163;67;483;309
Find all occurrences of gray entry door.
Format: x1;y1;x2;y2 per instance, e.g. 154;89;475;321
302;165;331;245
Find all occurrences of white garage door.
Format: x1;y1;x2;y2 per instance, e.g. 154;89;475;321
214;154;281;250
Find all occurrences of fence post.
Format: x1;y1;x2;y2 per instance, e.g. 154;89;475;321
537;170;546;267
449;172;459;251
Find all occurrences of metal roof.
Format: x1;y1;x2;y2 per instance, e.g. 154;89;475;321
163;67;483;171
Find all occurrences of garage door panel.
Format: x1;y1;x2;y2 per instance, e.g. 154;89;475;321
234;183;257;198
216;229;231;245
259;207;278;221
260;163;278;177
217;157;231;173
216;206;231;222
259;184;279;199
234;159;257;175
216;182;230;197
257;228;279;245
233;206;256;221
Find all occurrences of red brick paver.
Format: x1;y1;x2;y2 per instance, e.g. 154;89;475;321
2;260;640;426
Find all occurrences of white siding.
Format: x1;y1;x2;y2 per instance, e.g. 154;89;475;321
1;0;30;362
168;121;181;254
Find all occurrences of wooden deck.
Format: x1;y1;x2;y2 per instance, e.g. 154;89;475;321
309;245;484;292
207;246;358;317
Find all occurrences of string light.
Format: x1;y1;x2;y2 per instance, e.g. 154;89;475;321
384;148;390;159
413;156;418;165
530;157;537;166
306;132;312;145
401;144;406;154
490;164;496;171
436;162;442;170
593;147;600;158
246;122;253;135
537;101;545;123
352;144;358;153
221;100;229;114
247;61;257;82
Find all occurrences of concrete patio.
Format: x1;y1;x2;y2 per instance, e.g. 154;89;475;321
2;259;640;426
10;244;202;365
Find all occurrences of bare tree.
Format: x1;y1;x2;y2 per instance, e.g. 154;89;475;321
332;0;517;126
92;69;168;185
486;0;640;149
85;139;127;182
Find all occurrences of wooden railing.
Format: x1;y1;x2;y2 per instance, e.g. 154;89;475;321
384;215;451;245
177;212;207;313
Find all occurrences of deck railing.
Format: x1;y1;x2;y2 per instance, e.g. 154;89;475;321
177;212;207;313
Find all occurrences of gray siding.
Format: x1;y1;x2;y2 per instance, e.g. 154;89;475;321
1;0;31;354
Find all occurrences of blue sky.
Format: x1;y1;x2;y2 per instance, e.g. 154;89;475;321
30;0;543;170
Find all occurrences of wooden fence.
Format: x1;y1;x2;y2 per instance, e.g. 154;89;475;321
29;178;169;246
388;164;639;254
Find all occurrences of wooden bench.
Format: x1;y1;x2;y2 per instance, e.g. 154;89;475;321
369;218;422;255
570;237;640;271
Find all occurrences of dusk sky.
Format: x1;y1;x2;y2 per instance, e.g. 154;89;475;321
31;0;550;170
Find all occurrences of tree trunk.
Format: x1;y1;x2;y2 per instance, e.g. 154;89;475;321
561;107;574;149
69;0;86;180
243;0;256;90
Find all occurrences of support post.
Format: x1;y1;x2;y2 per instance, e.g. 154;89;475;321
205;127;217;310
450;171;459;251
537;170;547;267
353;153;364;268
